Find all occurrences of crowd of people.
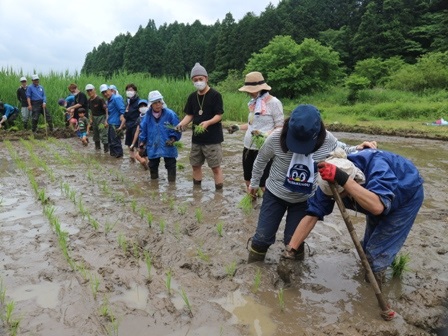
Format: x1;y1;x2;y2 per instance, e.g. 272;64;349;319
1;63;424;294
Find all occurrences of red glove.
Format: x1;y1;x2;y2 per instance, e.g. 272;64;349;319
318;162;349;186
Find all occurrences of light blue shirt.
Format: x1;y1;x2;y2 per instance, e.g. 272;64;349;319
107;94;125;126
26;84;46;103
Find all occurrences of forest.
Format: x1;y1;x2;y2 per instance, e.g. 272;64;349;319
81;0;448;92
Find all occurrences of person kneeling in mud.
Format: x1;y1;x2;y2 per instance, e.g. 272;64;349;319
284;148;424;289
76;108;90;146
131;99;149;170
139;91;181;181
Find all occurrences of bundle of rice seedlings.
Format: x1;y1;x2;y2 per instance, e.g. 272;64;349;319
193;124;207;135
252;135;265;149
174;141;183;149
391;253;411;278
238;194;254;215
164;122;176;130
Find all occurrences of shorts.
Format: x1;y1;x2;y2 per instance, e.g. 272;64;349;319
77;131;87;138
190;143;222;168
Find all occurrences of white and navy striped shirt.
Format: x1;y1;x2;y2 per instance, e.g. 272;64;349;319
250;129;357;203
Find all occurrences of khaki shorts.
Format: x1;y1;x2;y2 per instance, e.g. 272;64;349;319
190;143;222;168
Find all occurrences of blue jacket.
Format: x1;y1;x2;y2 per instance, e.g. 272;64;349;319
307;149;424;219
107;94;125;126
139;107;181;159
1;103;18;118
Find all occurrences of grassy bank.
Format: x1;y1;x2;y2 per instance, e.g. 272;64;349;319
1;69;447;139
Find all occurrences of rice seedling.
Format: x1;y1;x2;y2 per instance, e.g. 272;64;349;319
76;262;89;280
143;251;152;280
391;253;411;278
173;141;183;149
252;268;262;293
132;242;140;259
238;194;254;215
131;199;137;212
151;191;157;201
99;297;110;318
159;219;166;234
114;193;124;203
252;134;266;149
69;189;77;203
0;278;6;304
88;215;100;231
108;314;120;336
164;122;176;130
90;274;100;299
37;189;47;204
5;300;15;325
216;221;224;237
43;205;56;220
225;261;237;278
165;269;172;295
178;204;187;215
117;233;128;255
197;246;210;262
139;207;145;219
193;124;207;135
104;220;117;235
179;288;193;317
78;198;88;219
9;318;20;336
168;197;175;210
278;288;285;312
195;208;203;223
146;211;153;228
177;163;185;170
174;222;181;240
87;170;94;182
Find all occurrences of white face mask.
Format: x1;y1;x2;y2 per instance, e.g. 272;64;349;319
194;81;207;91
126;90;135;98
139;107;148;114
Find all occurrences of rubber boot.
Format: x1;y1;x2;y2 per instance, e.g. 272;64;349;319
365;270;386;291
103;143;109;153
95;141;101;150
31;120;38;133
167;168;176;182
193;179;202;186
23;122;28;130
215;183;223;190
247;240;267;263
294;242;305;261
150;169;159;180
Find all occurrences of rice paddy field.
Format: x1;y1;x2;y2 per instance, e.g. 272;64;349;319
0;129;447;335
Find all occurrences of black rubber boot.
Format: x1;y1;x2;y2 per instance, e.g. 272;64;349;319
31;120;38;133
247;240;267;263
167;168;176;182
150;169;159;180
193;179;202;185
103;144;109;153
95;141;101;150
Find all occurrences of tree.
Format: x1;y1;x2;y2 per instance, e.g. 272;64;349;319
245;36;342;98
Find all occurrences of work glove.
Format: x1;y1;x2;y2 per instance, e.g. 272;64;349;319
165;138;176;146
281;245;298;260
227;124;239;134
317;162;349;186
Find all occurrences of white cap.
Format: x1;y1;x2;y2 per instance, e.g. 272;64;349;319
148;90;164;103
109;84;117;91
85;84;95;91
31;74;39;80
99;84;109;93
20;76;27;82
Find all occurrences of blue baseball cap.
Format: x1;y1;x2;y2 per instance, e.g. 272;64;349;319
286;104;322;154
138;99;148;106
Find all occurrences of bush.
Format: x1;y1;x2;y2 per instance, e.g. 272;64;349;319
345;74;370;104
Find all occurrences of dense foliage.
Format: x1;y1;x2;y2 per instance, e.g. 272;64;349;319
81;0;448;95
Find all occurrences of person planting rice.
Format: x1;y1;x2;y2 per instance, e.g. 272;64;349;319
228;71;284;192
176;62;225;190
0;101;19;129
131;99;149;170
246;104;378;263
139;91;180;181
284;147;424;289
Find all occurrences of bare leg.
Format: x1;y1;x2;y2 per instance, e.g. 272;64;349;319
212;166;223;185
192;165;202;182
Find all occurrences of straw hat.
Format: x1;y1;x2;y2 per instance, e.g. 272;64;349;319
238;72;271;93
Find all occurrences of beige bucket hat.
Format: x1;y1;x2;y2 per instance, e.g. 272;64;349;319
238;72;271;93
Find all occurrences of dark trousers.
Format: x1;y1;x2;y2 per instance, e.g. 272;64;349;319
108;125;123;158
31;101;53;132
149;157;176;172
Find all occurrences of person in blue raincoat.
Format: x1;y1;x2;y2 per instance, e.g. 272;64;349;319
0;102;19;129
138;90;181;182
285;148;424;289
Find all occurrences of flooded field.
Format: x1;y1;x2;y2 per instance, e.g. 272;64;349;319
0;130;447;335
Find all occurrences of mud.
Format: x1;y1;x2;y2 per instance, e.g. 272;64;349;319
0;130;447;335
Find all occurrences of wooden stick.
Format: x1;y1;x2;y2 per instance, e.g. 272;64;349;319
329;182;396;321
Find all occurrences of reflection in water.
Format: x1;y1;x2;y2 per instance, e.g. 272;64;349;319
8;282;61;309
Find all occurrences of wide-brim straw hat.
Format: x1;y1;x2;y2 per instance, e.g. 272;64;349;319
238;72;271;93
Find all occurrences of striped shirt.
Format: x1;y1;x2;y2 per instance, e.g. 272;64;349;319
250;129;356;203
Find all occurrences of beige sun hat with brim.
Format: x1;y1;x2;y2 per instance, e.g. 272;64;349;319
238;72;271;93
317;147;366;196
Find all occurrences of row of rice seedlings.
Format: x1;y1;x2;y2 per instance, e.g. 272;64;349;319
179;288;193;317
99;296;120;334
225;261;237;278
19;139;55;182
90;274;101;300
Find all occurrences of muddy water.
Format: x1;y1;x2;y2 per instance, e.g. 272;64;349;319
0;131;447;335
